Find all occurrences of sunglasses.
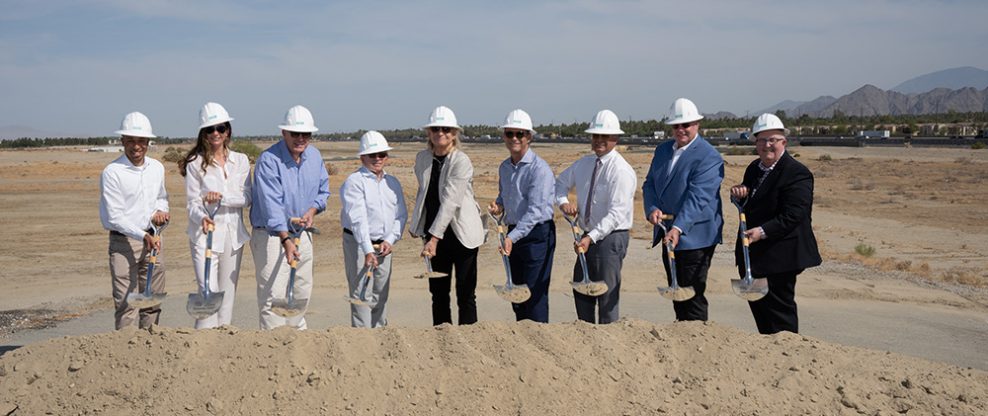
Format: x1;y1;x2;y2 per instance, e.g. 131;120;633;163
365;152;389;159
503;131;528;139
672;122;695;130
288;131;312;139
429;126;453;133
202;124;228;134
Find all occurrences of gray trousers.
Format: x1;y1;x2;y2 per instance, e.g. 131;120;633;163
342;232;392;328
108;232;165;330
573;230;628;324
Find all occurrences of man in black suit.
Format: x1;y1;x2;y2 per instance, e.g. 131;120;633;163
729;113;821;334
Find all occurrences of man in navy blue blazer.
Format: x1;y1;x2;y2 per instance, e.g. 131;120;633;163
642;98;724;321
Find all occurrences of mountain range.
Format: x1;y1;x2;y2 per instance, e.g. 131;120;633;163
758;66;988;118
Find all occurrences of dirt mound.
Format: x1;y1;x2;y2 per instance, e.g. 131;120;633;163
1;319;986;415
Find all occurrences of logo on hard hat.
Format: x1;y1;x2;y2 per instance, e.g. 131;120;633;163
594;123;604;128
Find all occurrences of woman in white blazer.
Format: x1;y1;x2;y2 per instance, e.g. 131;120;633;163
179;102;252;328
410;106;485;325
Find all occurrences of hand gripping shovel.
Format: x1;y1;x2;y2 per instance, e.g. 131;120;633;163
562;213;607;296
488;212;531;304
731;198;769;301
653;215;696;301
186;202;226;319
127;221;169;309
270;218;310;318
413;238;448;279
348;244;381;306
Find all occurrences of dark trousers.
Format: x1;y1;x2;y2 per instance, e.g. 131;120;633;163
748;272;799;334
508;221;555;323
661;245;716;321
428;232;478;326
574;231;628;324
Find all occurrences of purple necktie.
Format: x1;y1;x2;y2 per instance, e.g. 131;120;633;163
584;157;602;224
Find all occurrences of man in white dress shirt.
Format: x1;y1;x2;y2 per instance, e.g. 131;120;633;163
554;109;637;324
339;131;407;328
99;111;170;329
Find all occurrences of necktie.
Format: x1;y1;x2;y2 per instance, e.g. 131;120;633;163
584;157;602;225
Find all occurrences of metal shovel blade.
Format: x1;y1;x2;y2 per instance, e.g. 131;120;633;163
731;277;769;301
657;285;696;302
494;284;531;304
572;281;608;296
413;271;448;279
270;297;309;318
126;292;167;309
186;291;225;319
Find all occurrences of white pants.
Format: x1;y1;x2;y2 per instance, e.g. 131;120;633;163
252;230;313;330
342;232;392;328
189;233;244;329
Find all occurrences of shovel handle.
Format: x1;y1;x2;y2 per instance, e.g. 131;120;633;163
660;214;674;221
289;259;298;268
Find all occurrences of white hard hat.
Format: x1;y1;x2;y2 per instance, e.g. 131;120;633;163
423;105;462;130
500;109;534;132
751;113;786;136
666;98;704;125
358;130;394;156
198;102;234;129
278;105;319;133
114;111;156;138
584;109;624;135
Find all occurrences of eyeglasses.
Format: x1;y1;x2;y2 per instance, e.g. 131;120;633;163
365;152;388;159
503;131;528;139
202;124;228;134
672;122;695;130
429;126;453;133
288;131;312;139
755;136;785;145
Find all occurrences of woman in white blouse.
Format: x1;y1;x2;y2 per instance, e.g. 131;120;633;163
179;102;252;328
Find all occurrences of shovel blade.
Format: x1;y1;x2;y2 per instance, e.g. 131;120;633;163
126;292;167;309
572;281;608;297
270;297;309;318
657;285;696;302
493;284;531;304
413;271;449;279
346;295;370;306
731;278;769;301
186;291;225;319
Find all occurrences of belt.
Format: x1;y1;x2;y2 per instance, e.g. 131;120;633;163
343;228;384;245
110;228;151;237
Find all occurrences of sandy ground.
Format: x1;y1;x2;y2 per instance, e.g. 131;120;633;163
1;142;987;414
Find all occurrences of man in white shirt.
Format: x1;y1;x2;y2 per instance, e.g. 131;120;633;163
339;131;407;328
555;109;637;324
99;112;170;329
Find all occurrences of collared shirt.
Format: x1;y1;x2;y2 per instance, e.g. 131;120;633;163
554;150;637;243
496;150;555;242
185;150;253;252
340;166;408;253
99;155;169;241
249;141;330;234
668;135;697;175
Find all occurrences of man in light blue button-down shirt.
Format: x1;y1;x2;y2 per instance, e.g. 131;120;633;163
488;109;556;323
250;105;330;330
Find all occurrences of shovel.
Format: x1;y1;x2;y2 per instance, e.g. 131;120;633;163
654;214;696;301
731;198;769;301
562;213;607;296
488;212;531;304
413;237;448;279
348;244;381;306
270;218;310;318
126;221;169;309
186;202;226;319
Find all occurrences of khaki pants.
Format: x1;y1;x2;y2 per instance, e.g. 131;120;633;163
342;232;392;328
252;231;313;330
108;232;165;329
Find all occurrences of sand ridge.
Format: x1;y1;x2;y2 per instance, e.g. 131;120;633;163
1;319;986;415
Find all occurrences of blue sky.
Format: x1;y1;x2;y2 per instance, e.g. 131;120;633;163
2;0;987;137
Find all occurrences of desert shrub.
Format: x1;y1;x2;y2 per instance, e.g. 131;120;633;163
230;140;261;163
792;152;801;158
325;162;339;176
161;146;184;163
848;178;874;191
972;142;986;150
818;154;832;161
720;147;756;156
854;243;875;257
